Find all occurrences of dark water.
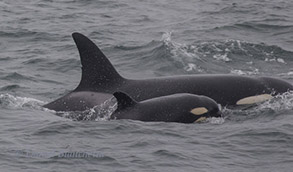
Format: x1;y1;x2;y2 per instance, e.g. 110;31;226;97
1;0;293;171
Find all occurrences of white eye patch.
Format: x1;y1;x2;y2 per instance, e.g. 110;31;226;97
190;107;208;115
236;94;273;105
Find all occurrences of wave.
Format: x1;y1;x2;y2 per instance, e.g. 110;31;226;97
0;93;115;121
216;22;293;32
0;93;45;110
112;31;293;76
11;149;106;159
1;72;36;82
0;93;223;124
159;32;293;75
2;89;292;124
0;30;62;42
0;84;22;91
105;31;293;78
224;91;293;122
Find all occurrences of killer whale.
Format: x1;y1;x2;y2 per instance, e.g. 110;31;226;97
111;92;221;123
43;32;293;111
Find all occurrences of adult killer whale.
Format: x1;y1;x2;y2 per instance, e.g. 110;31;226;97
112;92;221;123
43;32;293;112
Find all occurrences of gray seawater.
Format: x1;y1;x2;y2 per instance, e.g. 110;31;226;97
1;0;293;171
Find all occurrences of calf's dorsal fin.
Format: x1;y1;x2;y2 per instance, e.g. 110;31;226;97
113;92;137;111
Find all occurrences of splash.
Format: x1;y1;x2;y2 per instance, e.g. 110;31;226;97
213;53;231;62
230;68;260;75
265;57;286;64
0;93;45;110
0;92;117;121
257;91;293;112
184;63;204;72
206;117;225;125
223;91;293;123
56;97;117;121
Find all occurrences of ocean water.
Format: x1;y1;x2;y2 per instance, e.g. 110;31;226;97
1;0;293;171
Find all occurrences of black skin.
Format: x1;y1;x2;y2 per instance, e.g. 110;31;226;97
111;92;221;123
43;33;293;112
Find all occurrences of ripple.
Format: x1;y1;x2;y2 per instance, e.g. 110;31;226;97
0;84;21;91
2;72;36;82
152;149;187;160
32;122;75;136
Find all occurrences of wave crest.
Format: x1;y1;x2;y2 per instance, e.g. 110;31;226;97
0;93;45;110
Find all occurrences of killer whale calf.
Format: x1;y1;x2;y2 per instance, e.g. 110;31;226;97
43;32;293;112
111;92;221;123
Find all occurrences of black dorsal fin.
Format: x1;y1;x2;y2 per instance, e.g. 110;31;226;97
113;91;137;111
72;32;124;91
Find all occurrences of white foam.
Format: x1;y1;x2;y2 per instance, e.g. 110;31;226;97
213;53;231;62
287;71;293;75
257;91;293;111
230;69;259;75
57;97;117;121
265;57;286;64
0;93;45;110
206;117;225;125
184;63;204;72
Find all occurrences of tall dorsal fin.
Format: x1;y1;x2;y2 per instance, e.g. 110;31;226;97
72;32;124;91
113;91;137;111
